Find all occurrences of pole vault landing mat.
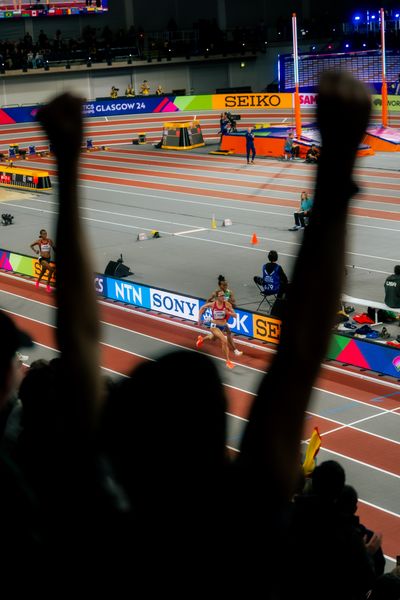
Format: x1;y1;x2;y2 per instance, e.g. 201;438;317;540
363;126;400;152
220;125;374;158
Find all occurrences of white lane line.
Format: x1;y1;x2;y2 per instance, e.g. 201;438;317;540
359;498;400;519
319;446;400;480
11;182;400;235
306;409;400;446
174;227;207;235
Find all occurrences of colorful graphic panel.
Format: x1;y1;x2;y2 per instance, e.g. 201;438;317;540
0;93;294;124
328;334;400;378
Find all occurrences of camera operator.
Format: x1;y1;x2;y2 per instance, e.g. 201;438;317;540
110;86;119;99
226;112;237;133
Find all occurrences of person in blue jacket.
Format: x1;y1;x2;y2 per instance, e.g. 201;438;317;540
245;127;256;164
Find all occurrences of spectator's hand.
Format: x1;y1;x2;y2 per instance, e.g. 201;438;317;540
37;93;83;160
364;531;382;555
317;71;371;158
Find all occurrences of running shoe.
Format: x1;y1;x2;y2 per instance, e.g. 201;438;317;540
355;325;373;335
234;349;243;356
16;351;29;363
226;360;235;369
366;331;379;339
196;335;204;349
288;226;300;231
343;321;357;330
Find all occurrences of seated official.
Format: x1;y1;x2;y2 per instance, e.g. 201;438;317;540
289;191;313;231
140;80;150;95
125;84;135;97
305;144;319;164
110;86;118;99
155;84;164;96
384;265;400;308
261;250;288;298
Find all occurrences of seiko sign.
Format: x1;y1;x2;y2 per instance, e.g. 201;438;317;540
224;94;282;108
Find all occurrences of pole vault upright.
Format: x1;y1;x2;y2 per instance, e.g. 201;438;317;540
292;12;302;138
381;7;388;127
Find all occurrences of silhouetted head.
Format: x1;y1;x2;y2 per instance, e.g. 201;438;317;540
394;265;400;275
312;460;345;502
337;484;358;515
268;250;278;263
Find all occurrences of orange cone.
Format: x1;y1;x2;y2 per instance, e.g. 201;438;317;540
251;232;259;245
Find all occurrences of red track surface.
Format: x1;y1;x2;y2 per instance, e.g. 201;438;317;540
1;272;399;559
1;111;400;561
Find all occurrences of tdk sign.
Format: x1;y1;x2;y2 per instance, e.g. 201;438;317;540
151;290;199;320
227;309;252;336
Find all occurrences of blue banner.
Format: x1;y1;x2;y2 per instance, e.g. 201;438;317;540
104;276;151;308
0;96;178;124
82;97;171;117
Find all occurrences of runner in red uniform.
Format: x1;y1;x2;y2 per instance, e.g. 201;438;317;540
30;229;56;292
197;290;237;369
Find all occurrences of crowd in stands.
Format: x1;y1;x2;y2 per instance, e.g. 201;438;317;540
2;72;398;596
3;12;400;74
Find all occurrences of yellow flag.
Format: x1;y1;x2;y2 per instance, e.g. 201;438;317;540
302;427;322;476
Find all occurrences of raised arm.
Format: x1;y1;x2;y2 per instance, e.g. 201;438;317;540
239;72;371;497
37;94;102;432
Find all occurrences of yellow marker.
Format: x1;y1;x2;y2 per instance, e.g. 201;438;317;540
211;215;217;229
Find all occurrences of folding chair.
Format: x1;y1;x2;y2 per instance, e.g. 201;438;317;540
253;276;278;312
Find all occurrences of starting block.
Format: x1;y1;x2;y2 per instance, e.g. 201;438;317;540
223;218;232;227
137;232;147;241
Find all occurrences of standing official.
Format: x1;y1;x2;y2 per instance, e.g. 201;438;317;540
245;127;256;164
384;265;400;308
